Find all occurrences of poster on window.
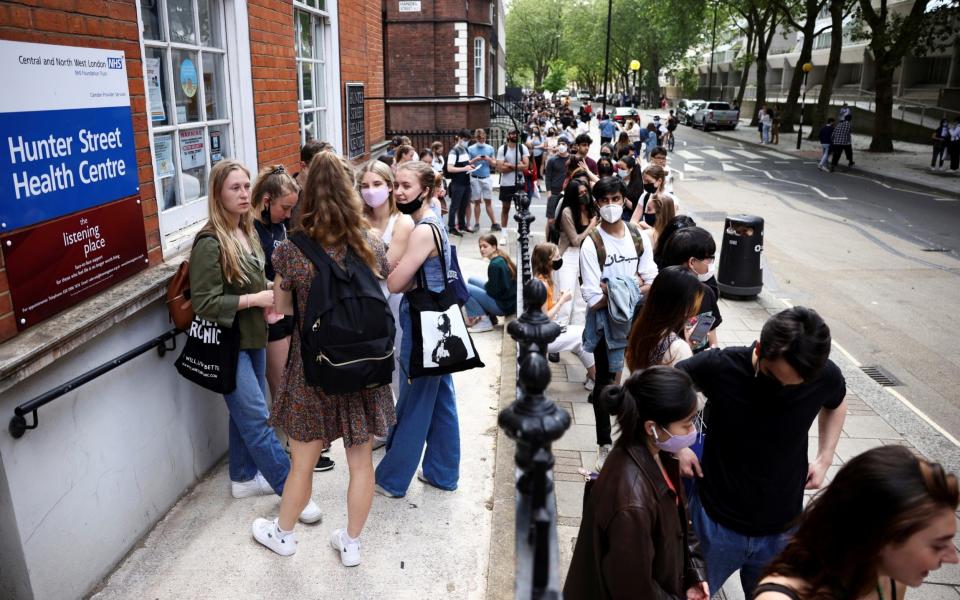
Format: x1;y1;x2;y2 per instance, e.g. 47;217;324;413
179;127;205;170
209;129;222;163
0;40;139;232
145;57;165;122
155;134;174;178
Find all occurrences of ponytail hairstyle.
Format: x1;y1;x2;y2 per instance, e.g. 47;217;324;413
764;445;959;600
480;234;517;280
251;164;300;223
296;151;380;275
600;366;698;449
358;159;397;215
201;159;263;285
649;194;676;239
531;242;558;279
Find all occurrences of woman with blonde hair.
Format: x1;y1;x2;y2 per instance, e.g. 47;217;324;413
637;193;676;248
359;159;415;429
252;152;396;564
190;160;322;521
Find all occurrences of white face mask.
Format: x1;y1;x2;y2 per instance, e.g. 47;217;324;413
599;204;623;223
618;169;629;178
696;262;715;282
557;144;568;154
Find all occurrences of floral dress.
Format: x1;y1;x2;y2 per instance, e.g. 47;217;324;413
269;232;397;447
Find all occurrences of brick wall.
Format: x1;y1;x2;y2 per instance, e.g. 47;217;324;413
338;0;385;155
248;0;300;170
0;0;156;343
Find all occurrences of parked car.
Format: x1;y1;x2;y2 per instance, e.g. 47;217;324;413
694;101;739;130
611;107;639;124
577;90;592;102
557;89;570;99
683;100;706;126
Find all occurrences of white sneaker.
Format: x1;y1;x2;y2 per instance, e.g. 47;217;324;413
468;315;494;333
299;499;323;524
231;472;274;499
596;444;612;471
252;518;297;556
375;483;400;498
330;528;361;567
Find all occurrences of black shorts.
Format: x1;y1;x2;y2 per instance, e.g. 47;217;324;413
267;315;295;342
499;185;517;202
546;193;562;220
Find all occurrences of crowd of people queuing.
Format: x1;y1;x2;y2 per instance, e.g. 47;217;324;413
183;89;958;596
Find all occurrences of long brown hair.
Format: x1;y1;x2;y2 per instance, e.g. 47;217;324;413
764;445;959;600
625;266;702;371
200;160;263;285
480;234;517;280
649;193;676;239
296;152;379;275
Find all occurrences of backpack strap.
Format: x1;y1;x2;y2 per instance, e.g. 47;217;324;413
588;229;605;270
624;222;645;270
588;223;644;273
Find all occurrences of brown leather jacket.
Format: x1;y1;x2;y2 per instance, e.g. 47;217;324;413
563;444;707;599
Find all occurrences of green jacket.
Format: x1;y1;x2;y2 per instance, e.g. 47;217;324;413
189;235;268;350
485;256;517;315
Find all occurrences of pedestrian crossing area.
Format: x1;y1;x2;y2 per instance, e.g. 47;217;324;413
664;144;809;182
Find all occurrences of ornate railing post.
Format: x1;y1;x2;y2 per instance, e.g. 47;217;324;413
498;188;571;599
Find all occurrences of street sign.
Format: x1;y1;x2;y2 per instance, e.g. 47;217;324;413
346;83;365;158
0;40;139;233
2;197;148;330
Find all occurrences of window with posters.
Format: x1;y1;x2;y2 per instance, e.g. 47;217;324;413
137;0;234;245
295;0;342;148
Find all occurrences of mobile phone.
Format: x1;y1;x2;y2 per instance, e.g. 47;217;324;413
688;315;716;348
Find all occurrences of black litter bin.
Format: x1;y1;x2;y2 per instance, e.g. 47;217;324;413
718;215;764;299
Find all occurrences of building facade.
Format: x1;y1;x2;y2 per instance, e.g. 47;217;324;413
382;0;501;134
690;0;959;116
0;1;385;598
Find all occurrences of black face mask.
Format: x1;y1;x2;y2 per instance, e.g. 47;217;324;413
397;192;424;215
643;213;656;226
643;182;658;194
552;258;563;271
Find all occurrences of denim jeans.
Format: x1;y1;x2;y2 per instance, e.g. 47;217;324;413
688;486;792;598
819;143;831;167
465;276;505;318
375;300;460;496
762;123;772;144
223;349;290;493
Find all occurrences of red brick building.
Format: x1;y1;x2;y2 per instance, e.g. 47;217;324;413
0;1;386;598
0;0;385;344
383;0;502;132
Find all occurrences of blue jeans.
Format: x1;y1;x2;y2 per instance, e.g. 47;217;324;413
465;276;505;319
688;487;791;598
223;349;290;493
375;300;460;496
762;123;772;143
819;143;831;167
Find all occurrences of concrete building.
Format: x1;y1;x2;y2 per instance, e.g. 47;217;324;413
692;0;959;120
0;1;386;598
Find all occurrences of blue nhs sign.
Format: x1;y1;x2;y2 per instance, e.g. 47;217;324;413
107;57;123;69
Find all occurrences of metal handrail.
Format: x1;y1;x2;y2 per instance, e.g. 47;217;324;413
8;328;178;439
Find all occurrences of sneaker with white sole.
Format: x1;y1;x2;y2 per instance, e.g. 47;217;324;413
252;518;297;556
596;444;613;471
468;315;493;333
299;499;323;524
231;472;274;499
375;483;400;498
330;528;361;567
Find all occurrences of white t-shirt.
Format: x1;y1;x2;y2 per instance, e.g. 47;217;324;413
579;225;658;308
496;143;530;187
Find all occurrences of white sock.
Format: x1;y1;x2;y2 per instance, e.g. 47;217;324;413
344;530;360;545
274;519;294;539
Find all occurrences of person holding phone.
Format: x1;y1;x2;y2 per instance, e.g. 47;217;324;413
625;266;704;372
659;227;723;352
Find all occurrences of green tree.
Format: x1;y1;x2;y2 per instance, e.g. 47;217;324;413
774;0;831;133
505;0;565;88
542;59;569;93
560;0;606;95
807;0;856;140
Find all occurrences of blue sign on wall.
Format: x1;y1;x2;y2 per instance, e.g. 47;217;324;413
0;40;138;233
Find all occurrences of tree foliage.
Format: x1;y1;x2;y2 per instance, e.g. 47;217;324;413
542;59;570;93
505;0;565;88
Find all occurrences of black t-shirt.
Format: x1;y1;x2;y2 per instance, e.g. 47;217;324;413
254;219;287;281
677;346;846;536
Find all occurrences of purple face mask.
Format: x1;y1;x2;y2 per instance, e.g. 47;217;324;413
650;424;698;454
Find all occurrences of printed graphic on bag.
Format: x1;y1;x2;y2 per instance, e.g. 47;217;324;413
420;305;475;368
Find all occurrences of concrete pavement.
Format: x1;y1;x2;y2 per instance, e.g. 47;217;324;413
91;233;507;600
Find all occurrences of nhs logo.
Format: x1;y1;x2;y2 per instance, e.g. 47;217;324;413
107;57;123;69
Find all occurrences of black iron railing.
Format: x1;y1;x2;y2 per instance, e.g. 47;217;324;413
8;328;178;439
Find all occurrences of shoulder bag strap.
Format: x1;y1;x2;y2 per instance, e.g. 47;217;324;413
589;229;605;270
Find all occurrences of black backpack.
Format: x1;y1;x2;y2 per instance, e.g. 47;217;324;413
289;233;395;395
442;145;467;181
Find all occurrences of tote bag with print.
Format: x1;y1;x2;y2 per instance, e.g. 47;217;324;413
405;223;484;379
175;316;240;394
